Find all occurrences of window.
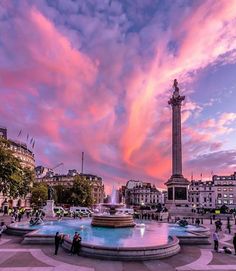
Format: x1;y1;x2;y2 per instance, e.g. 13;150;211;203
218;199;222;204
217;188;221;191
196;198;199;202
218;194;222;198
204;198;206;202
229;194;233;198
209;198;212;202
223;200;228;204
224;194;228;198
229;188;233;191
223;188;227;191
229;200;234;204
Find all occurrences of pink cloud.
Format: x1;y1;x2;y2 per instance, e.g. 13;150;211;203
1;1;236;189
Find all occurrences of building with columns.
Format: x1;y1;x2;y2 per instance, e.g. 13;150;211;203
165;80;190;213
36;170;105;205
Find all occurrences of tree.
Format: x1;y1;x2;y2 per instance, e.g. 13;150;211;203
54;185;71;204
0;137;31;198
70;175;93;207
30;183;48;207
18;167;35;198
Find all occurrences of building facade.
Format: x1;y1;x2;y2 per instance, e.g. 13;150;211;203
122;180;161;207
213;172;236;209
188;180;215;210
36;170;105;205
0;127;35;208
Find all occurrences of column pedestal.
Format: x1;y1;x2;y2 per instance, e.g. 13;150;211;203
165;176;190;215
44;200;55;217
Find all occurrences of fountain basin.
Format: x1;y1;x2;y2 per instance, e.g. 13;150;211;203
7;219;210;260
91;214;135;228
62;235;180;260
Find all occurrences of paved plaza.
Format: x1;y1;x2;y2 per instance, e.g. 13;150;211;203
0;217;236;271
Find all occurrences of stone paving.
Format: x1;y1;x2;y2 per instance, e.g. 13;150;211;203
1;215;236;271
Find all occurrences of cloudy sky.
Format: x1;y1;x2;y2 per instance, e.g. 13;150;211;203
1;0;236;190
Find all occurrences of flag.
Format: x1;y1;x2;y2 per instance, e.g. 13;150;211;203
30;137;34;144
200;173;203;180
27;133;29;141
17;130;22;137
32;140;35;149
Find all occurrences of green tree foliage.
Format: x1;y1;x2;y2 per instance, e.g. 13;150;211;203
0;137;33;198
54;185;71;204
70;175;93;207
31;182;48;206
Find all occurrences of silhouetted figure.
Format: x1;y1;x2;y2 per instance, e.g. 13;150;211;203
233;233;236;255
54;232;61;255
74;234;82;255
195;218;200;226
70;232;79;254
213;231;219;252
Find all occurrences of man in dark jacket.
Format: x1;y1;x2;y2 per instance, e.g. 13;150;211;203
54;232;61;255
233;233;236;255
70;232;79;254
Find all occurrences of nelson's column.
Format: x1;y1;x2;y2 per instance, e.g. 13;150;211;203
165;79;190;214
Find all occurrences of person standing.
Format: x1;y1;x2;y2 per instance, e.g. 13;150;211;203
75;234;82;255
0;222;7;239
54;232;61;255
213;230;219;252
233;233;236;255
70;232;78;255
227;220;231;234
195;218;200;227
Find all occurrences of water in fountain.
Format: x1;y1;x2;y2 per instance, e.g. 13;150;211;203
91;184;135;227
110;185;117;204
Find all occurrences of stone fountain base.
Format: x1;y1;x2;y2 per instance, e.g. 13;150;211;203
91;214;135;228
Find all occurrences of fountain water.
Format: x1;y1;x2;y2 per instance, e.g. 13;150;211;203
91;185;135;227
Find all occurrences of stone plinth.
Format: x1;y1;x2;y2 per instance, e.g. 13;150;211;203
44;200;55;217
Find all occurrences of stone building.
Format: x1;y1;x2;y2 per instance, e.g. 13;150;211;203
213;172;236;209
122;180;161;207
188;180;215;210
36;170;105;205
0;127;35;208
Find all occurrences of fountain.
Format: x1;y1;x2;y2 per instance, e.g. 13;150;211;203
91;186;135;227
6;189;210;260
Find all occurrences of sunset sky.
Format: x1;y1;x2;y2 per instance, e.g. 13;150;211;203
1;0;236;190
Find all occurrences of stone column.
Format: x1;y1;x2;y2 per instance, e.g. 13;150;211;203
172;98;183;177
165;79;189;212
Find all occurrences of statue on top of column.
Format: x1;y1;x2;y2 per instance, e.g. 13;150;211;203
168;79;185;106
173;79;180;98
